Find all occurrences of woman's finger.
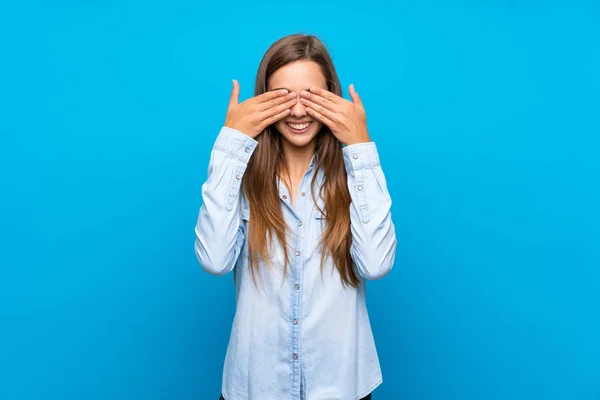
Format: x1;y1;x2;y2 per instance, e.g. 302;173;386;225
300;98;337;122
348;84;363;106
256;91;297;112
259;108;291;130
307;87;342;105
300;90;339;113
306;106;334;128
254;89;290;105
260;97;297;121
228;79;240;109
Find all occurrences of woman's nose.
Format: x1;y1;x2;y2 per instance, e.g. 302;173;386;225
289;92;307;117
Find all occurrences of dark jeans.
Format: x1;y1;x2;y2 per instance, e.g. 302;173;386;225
219;394;371;400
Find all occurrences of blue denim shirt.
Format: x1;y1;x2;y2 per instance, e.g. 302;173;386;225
194;126;397;400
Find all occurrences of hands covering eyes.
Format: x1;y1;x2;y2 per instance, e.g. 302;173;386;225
224;80;370;145
299;84;370;146
224;80;296;138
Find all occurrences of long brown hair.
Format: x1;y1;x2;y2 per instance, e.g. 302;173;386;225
242;34;359;288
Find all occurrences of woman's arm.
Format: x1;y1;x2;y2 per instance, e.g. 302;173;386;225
195;81;294;275
298;85;397;280
343;141;397;280
194;126;258;275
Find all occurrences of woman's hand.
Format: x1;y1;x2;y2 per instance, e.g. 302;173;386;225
224;80;297;138
299;84;371;145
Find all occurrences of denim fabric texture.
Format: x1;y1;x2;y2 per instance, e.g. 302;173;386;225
195;126;397;400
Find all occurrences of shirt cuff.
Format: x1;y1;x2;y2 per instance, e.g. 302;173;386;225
213;126;259;164
342;141;381;176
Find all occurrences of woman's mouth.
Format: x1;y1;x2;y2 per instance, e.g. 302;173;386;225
285;121;312;134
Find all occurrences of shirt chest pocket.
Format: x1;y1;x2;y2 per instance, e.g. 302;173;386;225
312;206;327;255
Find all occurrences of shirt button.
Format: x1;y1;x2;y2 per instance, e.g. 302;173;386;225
353;154;358;159
295;250;301;256
293;353;298;360
245;147;251;153
292;319;298;325
294;284;299;290
235;174;241;180
282;195;287;199
301;192;306;197
357;185;364;191
297;221;302;227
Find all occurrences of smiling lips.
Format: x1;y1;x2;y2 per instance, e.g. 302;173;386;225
286;121;312;133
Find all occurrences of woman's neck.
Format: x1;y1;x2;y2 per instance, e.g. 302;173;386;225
280;140;316;181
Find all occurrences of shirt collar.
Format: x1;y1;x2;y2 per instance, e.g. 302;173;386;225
308;153;317;169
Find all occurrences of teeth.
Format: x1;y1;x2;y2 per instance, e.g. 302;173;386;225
287;122;310;130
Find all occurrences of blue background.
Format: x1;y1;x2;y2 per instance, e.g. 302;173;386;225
1;0;599;399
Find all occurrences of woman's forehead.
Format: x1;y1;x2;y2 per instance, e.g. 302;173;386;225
268;60;327;92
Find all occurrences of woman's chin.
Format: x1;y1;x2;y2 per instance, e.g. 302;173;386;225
287;133;316;147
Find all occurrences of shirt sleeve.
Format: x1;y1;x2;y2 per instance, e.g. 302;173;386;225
194;126;258;275
343;141;397;280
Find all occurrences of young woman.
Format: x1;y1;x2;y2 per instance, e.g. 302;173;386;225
194;34;397;400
